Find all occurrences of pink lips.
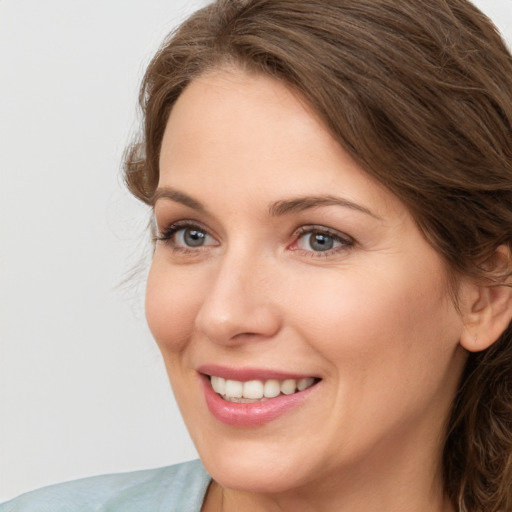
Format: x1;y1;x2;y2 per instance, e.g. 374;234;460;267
197;365;320;427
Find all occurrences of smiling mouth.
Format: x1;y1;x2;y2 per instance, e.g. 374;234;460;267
208;375;320;403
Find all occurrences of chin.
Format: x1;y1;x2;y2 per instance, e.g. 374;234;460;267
203;454;306;494
192;429;329;495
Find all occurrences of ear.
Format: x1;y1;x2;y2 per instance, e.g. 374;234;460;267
460;245;512;352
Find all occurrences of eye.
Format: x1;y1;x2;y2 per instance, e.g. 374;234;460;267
292;226;353;254
157;222;217;249
176;227;209;247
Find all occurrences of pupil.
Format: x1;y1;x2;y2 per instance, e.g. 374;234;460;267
310;233;333;251
184;228;205;247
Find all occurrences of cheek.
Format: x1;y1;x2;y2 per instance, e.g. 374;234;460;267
286;259;460;372
283;260;464;448
145;259;201;354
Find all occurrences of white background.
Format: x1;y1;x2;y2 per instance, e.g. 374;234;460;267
1;0;511;502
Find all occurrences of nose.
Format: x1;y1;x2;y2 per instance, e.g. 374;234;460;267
194;251;281;345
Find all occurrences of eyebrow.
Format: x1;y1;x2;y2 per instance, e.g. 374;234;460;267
268;195;379;219
151;187;207;212
152;187;378;219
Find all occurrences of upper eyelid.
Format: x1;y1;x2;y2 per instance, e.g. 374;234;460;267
293;225;353;242
157;219;209;234
156;221;205;241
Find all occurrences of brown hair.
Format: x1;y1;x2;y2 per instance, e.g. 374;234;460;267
124;1;512;510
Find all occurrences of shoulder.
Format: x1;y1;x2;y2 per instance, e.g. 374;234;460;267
0;459;211;512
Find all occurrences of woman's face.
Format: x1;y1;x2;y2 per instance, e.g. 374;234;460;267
146;69;468;495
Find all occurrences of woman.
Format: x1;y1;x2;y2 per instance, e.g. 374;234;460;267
3;0;512;511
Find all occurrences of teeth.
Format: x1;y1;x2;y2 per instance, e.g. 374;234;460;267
210;375;317;400
225;379;243;398
297;377;315;391
263;379;281;398
243;380;264;399
210;376;226;395
280;379;297;395
223;396;269;403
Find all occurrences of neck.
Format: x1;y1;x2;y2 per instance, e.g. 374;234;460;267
204;468;455;512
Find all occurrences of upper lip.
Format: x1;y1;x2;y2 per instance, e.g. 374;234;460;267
197;364;320;381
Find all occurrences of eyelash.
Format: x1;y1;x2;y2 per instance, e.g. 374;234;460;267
156;221;354;257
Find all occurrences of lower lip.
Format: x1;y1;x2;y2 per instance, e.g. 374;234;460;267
200;374;319;427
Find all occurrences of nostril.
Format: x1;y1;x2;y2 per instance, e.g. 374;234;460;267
195;301;281;346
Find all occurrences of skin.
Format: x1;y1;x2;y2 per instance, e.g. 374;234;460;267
146;68;470;511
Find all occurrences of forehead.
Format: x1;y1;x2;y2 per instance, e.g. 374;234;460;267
158;68;404;220
160;68;324;167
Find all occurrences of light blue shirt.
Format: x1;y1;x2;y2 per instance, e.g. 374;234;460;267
1;459;211;512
